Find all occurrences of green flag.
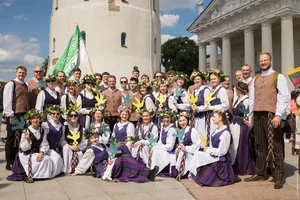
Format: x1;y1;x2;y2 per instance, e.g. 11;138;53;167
52;25;88;76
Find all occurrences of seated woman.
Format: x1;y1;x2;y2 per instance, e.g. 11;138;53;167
175;113;201;180
191;110;239;187
9;109;62;182
111;109;135;149
150;110;177;176
104;144;159;183
69;130;109;178
61;105;87;174
131;109;158;167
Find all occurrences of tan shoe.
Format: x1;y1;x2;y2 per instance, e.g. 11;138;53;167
274;180;283;189
244;175;265;182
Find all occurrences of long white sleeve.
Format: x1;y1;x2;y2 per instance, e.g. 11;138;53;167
74;149;95;174
20;127;50;153
35;90;46;111
20;130;32;152
168;95;177;111
275;74;290;118
125;122;136;148
175;90;191;111
61;95;67;111
209;87;229;111
3;81;14;117
206;130;231;157
185;127;201;153
153;126;177;151
144;96;156;112
138;124;159;146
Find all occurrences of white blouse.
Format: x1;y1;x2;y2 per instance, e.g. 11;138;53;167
152;123;177;152
136;122;159;146
35;88;59;111
206;125;231;157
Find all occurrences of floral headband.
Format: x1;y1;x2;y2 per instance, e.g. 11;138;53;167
157;109;177;122
24;109;45;122
46;105;64;115
207;68;227;82
81;74;96;85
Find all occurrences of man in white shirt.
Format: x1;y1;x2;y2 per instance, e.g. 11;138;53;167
245;53;290;190
3;66;29;170
242;64;253;85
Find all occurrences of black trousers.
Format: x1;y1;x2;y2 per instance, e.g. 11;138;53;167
253;111;285;180
5;113;25;166
105;116;119;134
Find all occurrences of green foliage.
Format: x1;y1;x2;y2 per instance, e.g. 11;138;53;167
161;37;199;76
41;56;49;76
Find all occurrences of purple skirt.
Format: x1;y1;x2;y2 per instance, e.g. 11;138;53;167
7;153;28;181
233;124;256;175
194;153;240;187
112;145;149;183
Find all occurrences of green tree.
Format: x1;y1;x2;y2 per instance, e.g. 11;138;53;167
161;37;199;75
41;56;49;76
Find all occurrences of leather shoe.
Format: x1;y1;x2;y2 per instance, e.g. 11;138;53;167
274;180;283;189
6;164;12;171
244;175;265;182
148;166;159;182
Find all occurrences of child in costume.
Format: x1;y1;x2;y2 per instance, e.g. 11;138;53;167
69;129;109;177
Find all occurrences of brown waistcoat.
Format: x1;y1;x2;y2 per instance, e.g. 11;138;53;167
13;81;29;114
103;89;122;117
27;79;40;109
126;91;142;122
253;72;277;113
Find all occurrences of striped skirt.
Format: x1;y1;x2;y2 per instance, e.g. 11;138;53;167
112;145;149;183
194;153;238;187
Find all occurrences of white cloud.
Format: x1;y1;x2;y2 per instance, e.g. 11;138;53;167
0;34;44;76
160;0;197;11
160;14;180;28
13;14;29;21
0;0;14;7
161;34;176;44
189;35;198;42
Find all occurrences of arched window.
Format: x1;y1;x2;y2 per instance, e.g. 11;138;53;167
121;32;127;47
153;0;156;11
53;38;56;53
154;38;157;53
81;31;86;45
55;0;58;10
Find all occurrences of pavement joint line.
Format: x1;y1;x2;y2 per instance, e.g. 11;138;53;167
57;177;71;200
87;175;115;199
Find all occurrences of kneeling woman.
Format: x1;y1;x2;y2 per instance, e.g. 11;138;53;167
89;107;110;146
191;110;238;186
19;109;62;182
175;113;201;180
131;109;158;167
150;110;177;176
69;130;109;177
61;106;87;174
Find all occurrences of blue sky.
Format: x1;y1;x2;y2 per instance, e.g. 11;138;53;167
0;0;211;81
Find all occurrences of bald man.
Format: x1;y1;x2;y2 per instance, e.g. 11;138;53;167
233;70;244;103
242;65;253;85
27;66;45;109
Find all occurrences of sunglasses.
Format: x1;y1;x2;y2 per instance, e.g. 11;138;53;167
85;82;93;85
52;113;60;116
120;81;127;84
47;80;55;83
69;114;78;118
156;76;162;78
35;71;43;73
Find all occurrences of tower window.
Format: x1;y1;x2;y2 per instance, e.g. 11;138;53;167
121;0;128;3
53;38;56;53
55;0;58;10
153;0;156;11
154;38;157;53
81;31;86;45
121;32;127;47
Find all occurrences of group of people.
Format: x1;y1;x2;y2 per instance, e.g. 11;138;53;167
1;52;298;189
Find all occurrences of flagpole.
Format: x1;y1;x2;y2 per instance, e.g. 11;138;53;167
87;50;95;74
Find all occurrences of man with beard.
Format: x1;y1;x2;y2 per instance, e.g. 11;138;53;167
245;53;290;189
55;71;67;96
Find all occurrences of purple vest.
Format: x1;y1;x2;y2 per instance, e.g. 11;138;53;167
46;121;63;150
161;125;177;152
209;86;223;116
232;97;248;125
155;95;169;110
139;123;155;140
183;127;193;146
211;128;229;161
90;146;109;178
80;93;97;109
43;89;60;110
115;123;129;142
194;87;208;118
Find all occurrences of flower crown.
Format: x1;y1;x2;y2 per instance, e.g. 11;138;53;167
24;109;45;122
44;74;56;82
190;70;207;82
207;68;226;82
119;107;131;114
46;105;64;115
65;79;77;87
176;72;188;81
84;128;101;139
138;108;155;118
80;74;96;85
91;106;109;116
157;109;177;122
66;100;81;116
177;111;190;119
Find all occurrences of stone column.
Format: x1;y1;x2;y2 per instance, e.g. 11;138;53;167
244;28;255;77
222;36;231;78
210;40;218;69
261;21;273;56
199;43;207;72
281;14;295;90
